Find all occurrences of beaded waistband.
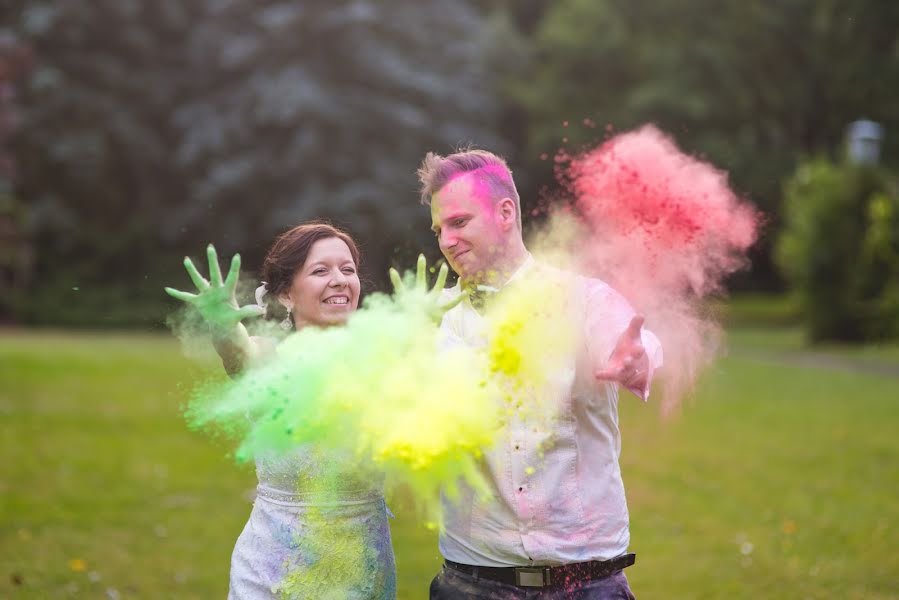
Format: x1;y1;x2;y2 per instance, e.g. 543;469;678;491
254;484;383;507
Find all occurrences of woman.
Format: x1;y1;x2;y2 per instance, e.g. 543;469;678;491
166;222;396;599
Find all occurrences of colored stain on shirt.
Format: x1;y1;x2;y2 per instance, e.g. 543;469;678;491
482;267;579;423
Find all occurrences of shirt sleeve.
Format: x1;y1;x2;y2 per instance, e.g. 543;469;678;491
583;278;663;401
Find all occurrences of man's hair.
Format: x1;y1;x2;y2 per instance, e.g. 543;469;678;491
417;148;522;230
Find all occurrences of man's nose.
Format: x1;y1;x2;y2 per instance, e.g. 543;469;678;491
440;230;457;251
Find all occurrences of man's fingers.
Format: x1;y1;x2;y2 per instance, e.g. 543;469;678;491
625;315;645;340
207;244;224;286
432;262;449;294
165;287;197;303
416;254;427;290
594;367;621;382
389;268;405;293
183;257;209;290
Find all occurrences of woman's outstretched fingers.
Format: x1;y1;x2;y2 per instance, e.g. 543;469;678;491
184;257;210;290
207;244;224;286
165;287;197;303
224;254;241;293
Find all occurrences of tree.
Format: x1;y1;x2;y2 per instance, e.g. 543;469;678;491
511;0;899;289
11;0;517;325
11;0;201;325
169;0;515;283
0;26;34;322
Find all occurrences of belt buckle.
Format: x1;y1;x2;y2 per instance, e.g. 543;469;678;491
515;566;551;587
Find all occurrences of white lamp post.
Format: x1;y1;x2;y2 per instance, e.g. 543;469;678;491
846;119;884;165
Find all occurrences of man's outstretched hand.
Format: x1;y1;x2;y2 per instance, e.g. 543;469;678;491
165;244;265;330
595;315;651;400
389;254;467;324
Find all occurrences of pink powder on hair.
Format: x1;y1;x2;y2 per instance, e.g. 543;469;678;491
447;164;515;205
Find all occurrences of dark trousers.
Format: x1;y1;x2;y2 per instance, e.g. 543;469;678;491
429;564;637;599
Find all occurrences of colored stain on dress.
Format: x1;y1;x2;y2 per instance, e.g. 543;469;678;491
275;503;378;600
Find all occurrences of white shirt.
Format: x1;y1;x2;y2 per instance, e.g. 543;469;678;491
437;255;663;567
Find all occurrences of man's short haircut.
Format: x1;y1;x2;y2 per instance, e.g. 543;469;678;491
417;148;522;230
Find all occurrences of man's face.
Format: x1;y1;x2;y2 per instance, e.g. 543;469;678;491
430;174;505;283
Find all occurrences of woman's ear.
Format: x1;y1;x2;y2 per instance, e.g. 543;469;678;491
278;293;293;312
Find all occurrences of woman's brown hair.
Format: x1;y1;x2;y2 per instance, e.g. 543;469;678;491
261;221;362;299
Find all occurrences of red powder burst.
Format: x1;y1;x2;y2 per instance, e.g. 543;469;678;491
564;124;759;297
556;125;762;411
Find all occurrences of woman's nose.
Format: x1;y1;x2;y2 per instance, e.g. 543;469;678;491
330;269;347;286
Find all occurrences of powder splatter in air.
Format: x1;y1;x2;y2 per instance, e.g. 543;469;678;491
559;125;761;410
186;279;503;521
482;266;579;425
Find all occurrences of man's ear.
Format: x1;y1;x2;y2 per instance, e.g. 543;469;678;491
498;197;517;231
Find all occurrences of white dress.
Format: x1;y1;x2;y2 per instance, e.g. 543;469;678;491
227;444;396;599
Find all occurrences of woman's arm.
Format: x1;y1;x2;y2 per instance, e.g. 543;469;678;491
166;244;267;377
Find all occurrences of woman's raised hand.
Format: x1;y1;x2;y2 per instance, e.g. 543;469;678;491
165;244;265;330
389;254;467;323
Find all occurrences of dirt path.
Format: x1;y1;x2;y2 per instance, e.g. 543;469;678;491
729;346;899;379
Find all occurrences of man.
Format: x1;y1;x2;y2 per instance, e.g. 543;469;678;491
419;149;663;599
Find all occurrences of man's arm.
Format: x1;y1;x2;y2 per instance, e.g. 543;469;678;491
585;281;663;401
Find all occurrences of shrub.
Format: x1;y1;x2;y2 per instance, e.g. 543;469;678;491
777;159;898;342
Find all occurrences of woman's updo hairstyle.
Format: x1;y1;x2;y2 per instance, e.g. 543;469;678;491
261;222;362;301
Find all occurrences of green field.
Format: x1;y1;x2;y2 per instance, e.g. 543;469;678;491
1;327;897;599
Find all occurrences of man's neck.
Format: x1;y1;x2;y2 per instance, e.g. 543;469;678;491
464;244;529;290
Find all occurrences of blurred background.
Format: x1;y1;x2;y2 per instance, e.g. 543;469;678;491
1;1;897;598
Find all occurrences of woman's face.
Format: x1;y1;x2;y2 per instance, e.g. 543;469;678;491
281;237;360;328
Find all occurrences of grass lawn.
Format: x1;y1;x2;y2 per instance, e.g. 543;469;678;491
1;328;897;599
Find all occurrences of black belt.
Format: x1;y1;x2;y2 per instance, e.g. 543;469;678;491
444;553;635;588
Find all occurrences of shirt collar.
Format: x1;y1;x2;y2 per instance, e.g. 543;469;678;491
460;252;535;296
501;252;535;289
